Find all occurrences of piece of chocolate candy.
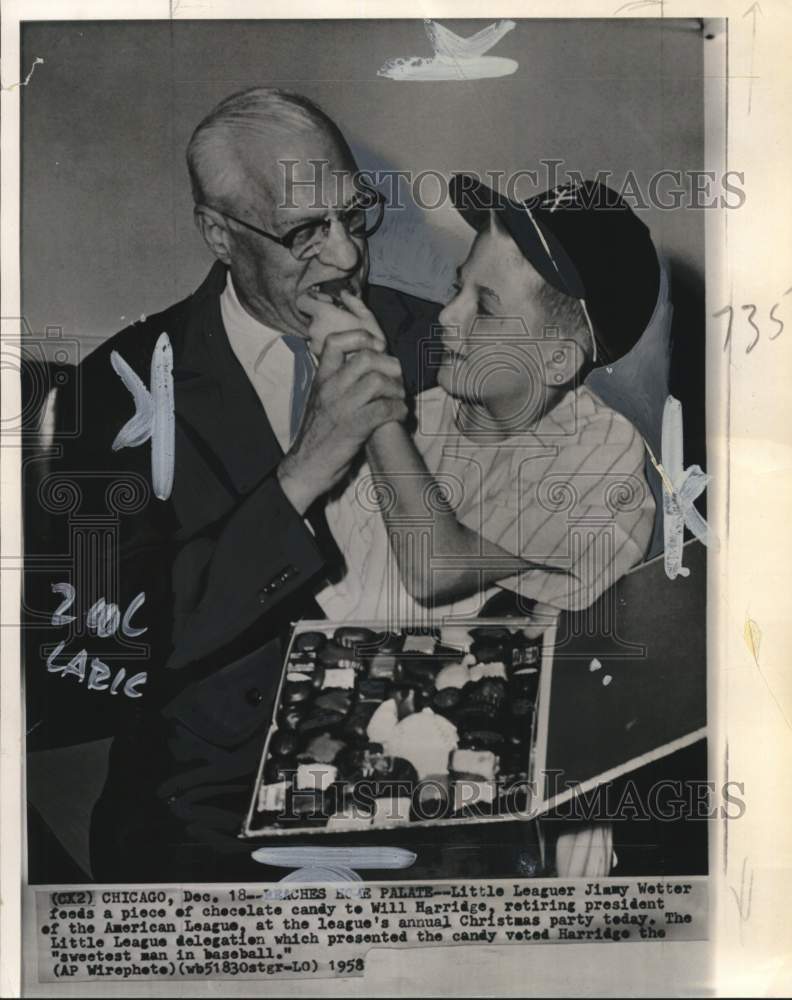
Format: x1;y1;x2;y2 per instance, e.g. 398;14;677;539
368;653;400;681
402;657;442;685
298;709;346;734
270;731;299;757
287;657;317;675
401;631;439;654
258;780;288;814
468;626;512;644
343;702;379;743
470;638;508;664
286;788;329;818
358;678;387;703
282;680;312;705
455;678;508;729
315;689;353;714
333;626;376;649
302;733;346;764
318;640;363;670
459;729;506;753
293;631;327;655
279;705;307;731
450;748;498;780
295;762;338;791
264;755;297;783
321;667;356;690
367;756;419;797
432;687;462;717
507;702;535;744
509;668;539;702
510;639;541;670
368;631;405;654
433;642;467;662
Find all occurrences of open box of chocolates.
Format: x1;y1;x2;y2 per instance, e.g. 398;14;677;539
241;621;548;837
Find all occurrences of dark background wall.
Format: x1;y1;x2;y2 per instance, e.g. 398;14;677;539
21;18;705;355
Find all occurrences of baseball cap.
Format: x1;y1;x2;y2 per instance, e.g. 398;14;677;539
449;174;661;365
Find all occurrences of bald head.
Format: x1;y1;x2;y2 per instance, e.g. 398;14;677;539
187;87;369;340
186;87;356;215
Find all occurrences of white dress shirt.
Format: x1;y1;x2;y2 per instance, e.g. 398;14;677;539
220;271;298;453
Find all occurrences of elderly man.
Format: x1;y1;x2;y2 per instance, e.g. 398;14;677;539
27;88;438;882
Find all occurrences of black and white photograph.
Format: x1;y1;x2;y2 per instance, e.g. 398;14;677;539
2;6;791;996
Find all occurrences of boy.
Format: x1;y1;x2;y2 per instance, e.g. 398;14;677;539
305;177;663;625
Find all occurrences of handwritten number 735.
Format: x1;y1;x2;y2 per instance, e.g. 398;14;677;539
716;285;791;353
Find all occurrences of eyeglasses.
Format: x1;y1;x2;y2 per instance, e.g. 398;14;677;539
210;190;385;261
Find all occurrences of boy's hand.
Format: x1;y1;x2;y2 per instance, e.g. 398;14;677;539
300;288;388;357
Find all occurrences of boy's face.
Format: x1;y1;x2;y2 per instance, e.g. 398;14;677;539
437;220;558;422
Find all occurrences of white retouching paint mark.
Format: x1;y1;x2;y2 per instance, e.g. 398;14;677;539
651;395;713;579
602;674;613;687
110;332;175;500
378;19;517;81
252;846;417;894
589;658;602;672
1;56;44;91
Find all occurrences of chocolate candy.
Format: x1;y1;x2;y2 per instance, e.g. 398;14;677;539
342;702;379;743
402;657;442;684
358;678;388;703
298;709;346;734
369;631;405;654
433;643;467;662
432;687;462;717
315;689;353;714
509;669;539;702
456;678;508;729
368;653;400;681
401;632;438;654
302;734;345;764
283;680;312;705
264;756;297;783
459;729;506;753
271;731;299;757
334;626;376;649
469;626;511;644
279;705;307;731
293;631;327;655
367;756;419;796
510;640;541;670
288;657;317;675
318;640;363;670
470;638;507;664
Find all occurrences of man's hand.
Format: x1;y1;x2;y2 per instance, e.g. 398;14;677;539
300;288;387;355
277;329;407;515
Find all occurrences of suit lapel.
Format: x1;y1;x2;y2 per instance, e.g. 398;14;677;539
170;263;285;535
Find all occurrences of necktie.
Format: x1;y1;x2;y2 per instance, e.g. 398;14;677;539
282;334;316;446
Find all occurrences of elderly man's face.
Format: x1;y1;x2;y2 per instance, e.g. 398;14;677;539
224;133;369;338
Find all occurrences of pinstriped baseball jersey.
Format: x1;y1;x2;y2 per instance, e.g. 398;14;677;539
315;384;655;623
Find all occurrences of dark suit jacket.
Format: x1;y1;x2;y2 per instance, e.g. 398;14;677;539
24;261;440;881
